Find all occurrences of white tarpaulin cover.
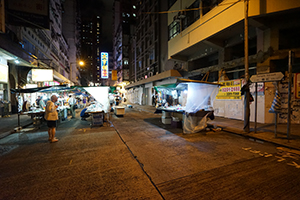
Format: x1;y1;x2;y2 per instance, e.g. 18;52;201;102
183;82;220;113
84;87;110;112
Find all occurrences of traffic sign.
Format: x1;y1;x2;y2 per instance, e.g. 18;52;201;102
250;72;284;83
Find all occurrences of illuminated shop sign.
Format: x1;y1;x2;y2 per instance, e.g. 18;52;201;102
101;52;108;79
0;64;8;83
32;69;53;82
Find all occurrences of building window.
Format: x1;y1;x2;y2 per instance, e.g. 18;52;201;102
168;21;180;40
182;0;200;31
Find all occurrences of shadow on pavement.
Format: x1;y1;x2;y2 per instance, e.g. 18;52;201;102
144;117;183;134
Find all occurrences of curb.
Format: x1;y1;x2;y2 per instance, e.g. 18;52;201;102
219;126;300;152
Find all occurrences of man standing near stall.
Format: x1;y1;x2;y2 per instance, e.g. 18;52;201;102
45;95;59;143
68;95;76;119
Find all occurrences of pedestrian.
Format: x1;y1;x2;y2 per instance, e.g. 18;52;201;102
45;95;59;143
68;95;76;118
115;96;120;106
36;96;41;107
83;96;87;107
80;108;90;121
39;97;46;110
109;94;114;111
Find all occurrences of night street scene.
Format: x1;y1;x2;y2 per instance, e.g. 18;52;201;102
1;0;300;199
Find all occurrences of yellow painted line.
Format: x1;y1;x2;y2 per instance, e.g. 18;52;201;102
277;147;300;156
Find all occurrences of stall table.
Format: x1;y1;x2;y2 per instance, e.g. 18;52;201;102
155;107;214;131
86;110;104;127
22;110;45;129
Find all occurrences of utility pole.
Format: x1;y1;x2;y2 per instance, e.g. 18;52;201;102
244;0;250;132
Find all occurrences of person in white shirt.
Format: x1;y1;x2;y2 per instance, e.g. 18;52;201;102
68;95;76;118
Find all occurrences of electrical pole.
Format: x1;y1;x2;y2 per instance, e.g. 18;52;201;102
244;0;250;132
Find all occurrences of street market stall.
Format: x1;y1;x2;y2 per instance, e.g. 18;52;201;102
154;78;220;133
83;86;110;127
11;85;76;129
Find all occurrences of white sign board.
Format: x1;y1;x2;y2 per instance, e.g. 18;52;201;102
250;72;284;83
32;69;53;82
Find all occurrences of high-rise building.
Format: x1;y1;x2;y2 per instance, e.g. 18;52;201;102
81;16;99;86
113;0;137;84
122;0;181;106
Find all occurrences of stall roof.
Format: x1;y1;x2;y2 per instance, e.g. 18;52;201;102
176;78;221;86
10;85;68;94
154;78;220;90
125;70;183;89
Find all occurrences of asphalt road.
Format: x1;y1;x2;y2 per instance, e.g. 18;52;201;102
0;108;299;199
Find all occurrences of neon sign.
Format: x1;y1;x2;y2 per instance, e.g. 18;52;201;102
101;52;108;79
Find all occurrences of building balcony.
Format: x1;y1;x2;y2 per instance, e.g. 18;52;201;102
168;0;300;60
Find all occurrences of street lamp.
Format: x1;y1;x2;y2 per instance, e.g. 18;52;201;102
69;60;85;85
79;61;84;66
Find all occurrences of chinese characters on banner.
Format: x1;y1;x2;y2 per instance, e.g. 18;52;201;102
101;52;108;79
216;79;242;99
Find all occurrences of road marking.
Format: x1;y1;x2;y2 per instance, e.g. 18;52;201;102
250;150;261;154
287;161;300;169
242;147;252;150
275;156;286;162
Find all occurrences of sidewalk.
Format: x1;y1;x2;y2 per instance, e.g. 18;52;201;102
128;103;300;151
0;114;33;139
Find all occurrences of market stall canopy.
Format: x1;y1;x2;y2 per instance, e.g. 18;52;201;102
82;87;110;112
155;78;221;113
39;85;71;93
154;78;220;91
10;85;70;94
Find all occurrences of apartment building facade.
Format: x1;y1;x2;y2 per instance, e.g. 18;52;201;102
0;0;81;113
124;0;180;106
167;0;300;123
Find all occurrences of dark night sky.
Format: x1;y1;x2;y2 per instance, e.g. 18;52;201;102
79;0;114;52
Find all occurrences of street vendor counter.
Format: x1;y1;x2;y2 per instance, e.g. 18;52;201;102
22;110;45;128
86;110;104;127
22;106;69;129
155;107;214;133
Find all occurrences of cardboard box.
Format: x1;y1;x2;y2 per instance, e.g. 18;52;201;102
114;106;125;115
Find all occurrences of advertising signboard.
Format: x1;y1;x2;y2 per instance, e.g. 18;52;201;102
112;70;117;81
101;52;108;79
32;69;53;82
216;79;242;100
0;64;8;83
295;73;300;99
